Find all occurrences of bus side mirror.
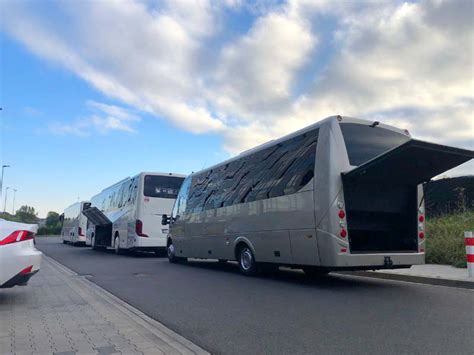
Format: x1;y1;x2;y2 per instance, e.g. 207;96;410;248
162;214;170;225
59;214;64;222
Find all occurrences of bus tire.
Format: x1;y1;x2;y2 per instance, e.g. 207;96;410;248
237;245;258;276
167;240;186;263
62;240;67;244
91;235;99;251
114;236;122;255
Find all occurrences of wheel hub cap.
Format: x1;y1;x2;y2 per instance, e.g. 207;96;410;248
240;249;253;270
168;244;175;258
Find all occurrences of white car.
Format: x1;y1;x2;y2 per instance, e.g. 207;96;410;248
0;218;42;288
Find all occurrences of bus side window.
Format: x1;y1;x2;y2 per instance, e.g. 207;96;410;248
127;180;133;205
118;184;124;208
173;177;191;220
132;178;138;204
119;182;128;208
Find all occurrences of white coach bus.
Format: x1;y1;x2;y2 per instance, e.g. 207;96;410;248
163;116;473;276
84;172;185;255
60;201;89;245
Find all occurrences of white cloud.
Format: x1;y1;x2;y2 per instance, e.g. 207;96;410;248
2;0;473;166
49;101;140;136
212;11;316;116
2;0;222;134
274;0;474;154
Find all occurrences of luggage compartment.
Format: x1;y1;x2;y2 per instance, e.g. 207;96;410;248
342;138;473;254
82;205;113;247
344;183;418;253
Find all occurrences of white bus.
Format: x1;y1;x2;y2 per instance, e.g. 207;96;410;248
60;201;89;245
84;172;185;255
163;116;473;276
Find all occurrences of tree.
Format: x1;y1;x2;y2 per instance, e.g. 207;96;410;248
15;205;38;224
45;211;60;227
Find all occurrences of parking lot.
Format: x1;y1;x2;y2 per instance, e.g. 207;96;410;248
35;236;474;355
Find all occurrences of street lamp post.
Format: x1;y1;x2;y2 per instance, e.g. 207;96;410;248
0;164;10;200
12;189;18;214
3;187;10;214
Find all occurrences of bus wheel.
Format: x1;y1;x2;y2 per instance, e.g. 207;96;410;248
62;240;67;244
237;246;257;276
114;236;122;255
91;235;99;251
167;240;186;263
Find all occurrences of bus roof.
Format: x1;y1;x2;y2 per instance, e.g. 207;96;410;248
138;172;187;178
63;201;89;211
189;115;408;178
96;172;186;194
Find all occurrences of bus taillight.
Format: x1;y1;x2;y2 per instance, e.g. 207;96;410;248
135;219;148;237
78;227;84;236
337;202;347;238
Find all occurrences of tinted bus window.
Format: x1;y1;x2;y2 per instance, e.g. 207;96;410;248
144;175;185;199
171;176;192;220
340;123;409;166
186;128;318;213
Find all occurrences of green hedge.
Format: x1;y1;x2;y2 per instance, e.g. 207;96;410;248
425;211;473;268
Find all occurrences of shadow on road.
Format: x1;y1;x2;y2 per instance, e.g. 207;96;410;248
38;237;395;290
179;259;392;290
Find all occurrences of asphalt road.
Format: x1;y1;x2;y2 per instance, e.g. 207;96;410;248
36;237;474;355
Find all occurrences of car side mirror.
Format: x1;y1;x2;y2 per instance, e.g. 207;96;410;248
161;214;170;225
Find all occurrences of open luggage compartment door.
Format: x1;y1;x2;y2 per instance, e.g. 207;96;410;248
341;139;473;254
82;206;111;226
82;206;113;247
342;139;473;185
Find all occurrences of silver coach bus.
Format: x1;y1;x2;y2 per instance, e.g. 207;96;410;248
163;116;473;276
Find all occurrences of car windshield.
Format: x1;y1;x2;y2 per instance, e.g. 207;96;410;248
340;123;410;166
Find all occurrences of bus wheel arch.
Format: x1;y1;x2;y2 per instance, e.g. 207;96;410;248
167;238;186;263
234;237;256;260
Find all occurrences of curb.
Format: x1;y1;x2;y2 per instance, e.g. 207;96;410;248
44;255;210;354
341;270;474;290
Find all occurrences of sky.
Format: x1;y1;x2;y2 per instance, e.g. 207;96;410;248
0;0;473;217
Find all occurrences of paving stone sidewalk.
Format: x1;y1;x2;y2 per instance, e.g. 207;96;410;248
374;263;474;282
346;264;474;289
0;256;208;355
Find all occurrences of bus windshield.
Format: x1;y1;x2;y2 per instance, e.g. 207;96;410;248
143;175;185;199
340;123;410;166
